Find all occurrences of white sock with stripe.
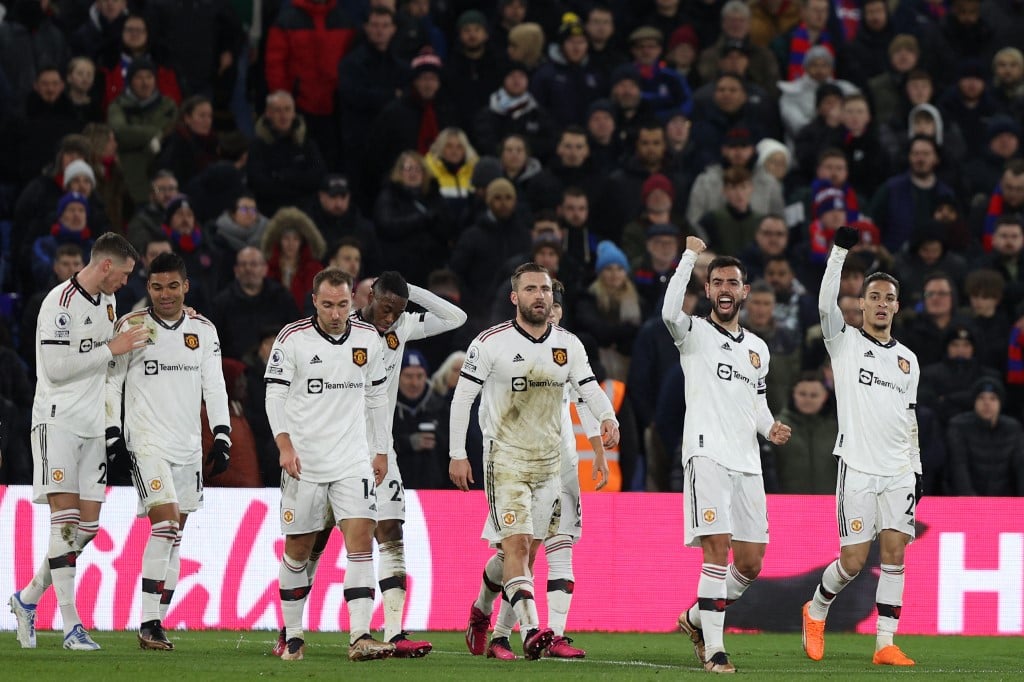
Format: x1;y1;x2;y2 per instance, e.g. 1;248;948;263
875;564;905;650
279;553;309;641
344;551;375;643
809;559;858;621
697;563;727;661
141;520;178;624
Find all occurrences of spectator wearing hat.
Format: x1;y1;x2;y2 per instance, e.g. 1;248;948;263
664;25;700;90
698;166;765;258
337;7;408;178
778;47;858;141
107;58;178;204
749;0;802;48
938;59;997;157
946;378;1024;496
367;49;457;197
835;0;894;89
633;222;681;312
95;13;183;116
755;138;795;197
697;1;781;96
574;240;645;381
900;101;969;192
622;173;688;263
991;47;1024;119
585;98;620;174
866;34;920;128
393;348;452;490
162;194;220;309
770;0;836;81
918;0;996;92
890;221;967;305
374;150;449;286
444;10;506;130
460;156;505;229
628;25;694;121
919;324;1001;425
962;269;1011;373
31;192;95;289
450;178;531;323
585;4;629;79
531;11;608;129
963;116;1022;200
425;127;480;227
473;61;556;162
261;207;325;313
506;21;545;71
606;63;653;156
300;173;382;275
687;125;785;230
246;90;326;218
264;0;357;166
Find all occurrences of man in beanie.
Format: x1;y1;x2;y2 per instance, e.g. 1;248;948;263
622;173;686;262
473;61;557;162
938;59;996;154
444;10;505;129
32;192;95;289
62;159;97;196
393;348;451;490
946;378;1024;496
161;195;219;311
919;324;1000;426
633;222;681;311
531;12;606;129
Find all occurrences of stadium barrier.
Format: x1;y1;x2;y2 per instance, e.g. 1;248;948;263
1;486;1020;635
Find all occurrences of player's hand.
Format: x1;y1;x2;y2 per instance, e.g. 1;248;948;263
834;226;859;249
373;453;387;486
207;435;231;476
600;419;619;449
685;236;706;254
105;426;130;464
184;306;200;318
108;324;149;356
280;444;301;480
915;473;924;503
449;457;473;491
592;450;610;491
768;420;791;445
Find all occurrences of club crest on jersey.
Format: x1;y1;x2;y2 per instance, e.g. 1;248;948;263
282;509;295;525
183;333;199;350
352;348;368;366
385;332;400;350
149;478;163;492
850;518;864;533
748;350;761;369
702;508;717;524
552;348;568;366
502;511;517;526
897;356;911;374
51;468;65;483
107;304;115;322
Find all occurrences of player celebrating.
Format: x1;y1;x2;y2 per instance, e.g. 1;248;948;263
661;237;791;674
265;268;394;662
802;226;921;667
469;280;606;660
9;233;148;650
450;263;620;660
105;252;231;650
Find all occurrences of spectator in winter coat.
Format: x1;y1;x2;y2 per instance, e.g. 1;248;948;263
0;0;70;112
393;349;451;490
946;378;1024;496
444;10;506;130
261;207;326;314
473;61;556;162
919;324;1001;426
628;25;694;121
770;372;838;493
32;192;95;289
424;128;478;232
530;12;608;129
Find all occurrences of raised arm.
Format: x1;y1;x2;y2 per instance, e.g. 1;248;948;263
409;284;468;339
661;236;705;342
819;226;859;342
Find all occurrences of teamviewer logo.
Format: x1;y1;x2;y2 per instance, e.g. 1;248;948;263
717;363;732;380
144;360;159;375
307;378;323;394
859;369;874;385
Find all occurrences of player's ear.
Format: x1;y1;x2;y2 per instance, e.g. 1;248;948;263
741;283;750;299
510;289;518;306
182;278;190;294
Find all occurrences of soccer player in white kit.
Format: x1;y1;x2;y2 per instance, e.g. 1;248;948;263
801;226;921;667
272;271;467;658
9;234;149;651
104;252;231;651
264;268;394;662
449;263;620;660
662;237;791;674
469;280;606;660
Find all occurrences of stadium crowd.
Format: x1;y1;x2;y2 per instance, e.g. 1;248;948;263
1;0;1023;496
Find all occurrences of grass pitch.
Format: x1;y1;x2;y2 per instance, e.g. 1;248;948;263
3;630;1020;680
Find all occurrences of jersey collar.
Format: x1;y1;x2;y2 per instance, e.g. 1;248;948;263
70;274;101;307
705;316;745;343
512;319;552;343
858;328;897;348
313;315;352;345
352;307;388;337
148;308;185;330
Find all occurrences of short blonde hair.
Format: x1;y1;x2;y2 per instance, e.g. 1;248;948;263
428;127;479;165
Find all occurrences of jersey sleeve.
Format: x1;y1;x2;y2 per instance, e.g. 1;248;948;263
38;300;113;384
819;245;850;349
661;250;698;344
449;336;490;460
201;323;231;437
264;336;295;438
407;285;468;341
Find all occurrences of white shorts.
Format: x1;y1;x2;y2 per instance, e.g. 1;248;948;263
131;451;203;516
31;424;106;504
280;475;377;535
481;455;560;544
547;453;582;540
836;459;917;546
376;450;406;522
683;456;768;547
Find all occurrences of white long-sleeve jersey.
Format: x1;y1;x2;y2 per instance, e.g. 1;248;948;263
351;284;467;450
32;276;117;437
662;251;775;474
105;309;230;464
264;316;389;483
450;320;617;478
820;246;921;476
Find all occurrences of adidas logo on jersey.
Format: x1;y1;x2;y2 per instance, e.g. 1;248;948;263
512;354;525;362
84;317;92;325
864;350;875;358
721;343;732;351
310;355;322;364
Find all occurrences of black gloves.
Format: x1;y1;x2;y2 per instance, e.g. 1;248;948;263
105;426;129;466
915;473;924;504
207;434;231;476
834;225;860;249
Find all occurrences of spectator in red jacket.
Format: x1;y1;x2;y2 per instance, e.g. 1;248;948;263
261;207;326;313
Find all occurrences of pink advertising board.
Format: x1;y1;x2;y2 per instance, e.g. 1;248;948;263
1;487;1020;635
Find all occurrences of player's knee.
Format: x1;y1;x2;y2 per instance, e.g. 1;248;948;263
374;519;403;543
733;557;762;580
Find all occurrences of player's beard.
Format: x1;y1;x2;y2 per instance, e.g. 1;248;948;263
519;299;551;326
711;296;742;324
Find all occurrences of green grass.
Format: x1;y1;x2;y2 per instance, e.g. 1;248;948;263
3;631;1020;680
